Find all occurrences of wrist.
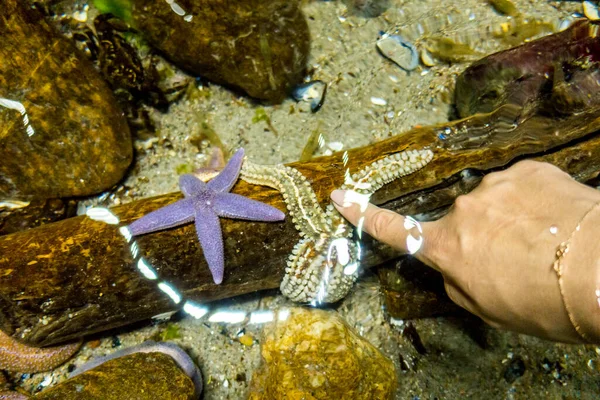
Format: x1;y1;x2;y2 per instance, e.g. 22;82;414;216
555;193;600;343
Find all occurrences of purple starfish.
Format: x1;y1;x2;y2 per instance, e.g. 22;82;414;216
128;148;285;284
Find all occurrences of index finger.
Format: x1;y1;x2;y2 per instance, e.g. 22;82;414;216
330;189;442;270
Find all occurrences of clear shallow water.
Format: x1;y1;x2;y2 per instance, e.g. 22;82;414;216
12;0;600;398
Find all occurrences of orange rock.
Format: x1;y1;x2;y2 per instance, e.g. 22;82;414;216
249;308;397;399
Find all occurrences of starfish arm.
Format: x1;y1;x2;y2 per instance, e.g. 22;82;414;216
213;193;285;221
128;198;195;236
0;330;81;373
207;148;245;193
179;174;207;198
195;208;225;284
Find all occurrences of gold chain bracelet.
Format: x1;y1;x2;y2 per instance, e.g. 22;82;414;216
552;200;600;343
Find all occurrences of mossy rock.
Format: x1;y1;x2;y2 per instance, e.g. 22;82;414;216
0;1;132;200
34;352;195;399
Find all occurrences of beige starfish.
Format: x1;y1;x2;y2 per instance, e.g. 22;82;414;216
241;148;434;303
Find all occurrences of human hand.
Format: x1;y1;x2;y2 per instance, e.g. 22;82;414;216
331;160;600;343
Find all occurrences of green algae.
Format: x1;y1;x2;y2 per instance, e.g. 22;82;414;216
161;323;182;341
93;0;133;24
252;108;279;136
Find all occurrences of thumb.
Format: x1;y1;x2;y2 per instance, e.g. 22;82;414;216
330;189;441;270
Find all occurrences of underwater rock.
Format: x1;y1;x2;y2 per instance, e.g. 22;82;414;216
455;20;600;118
488;0;519;17
70;341;202;397
0;1;132;200
129;0;310;102
248;307;397;399
34;352;196;400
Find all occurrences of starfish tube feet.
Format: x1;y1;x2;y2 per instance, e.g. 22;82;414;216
242;148;434;304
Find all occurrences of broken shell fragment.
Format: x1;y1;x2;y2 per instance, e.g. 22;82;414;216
291;80;327;112
420;48;436;67
376;32;419;71
559;17;576;31
583;0;600;20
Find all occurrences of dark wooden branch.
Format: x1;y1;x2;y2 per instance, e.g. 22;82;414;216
0;104;599;346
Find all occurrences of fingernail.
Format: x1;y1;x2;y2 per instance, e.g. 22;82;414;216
330;190;347;207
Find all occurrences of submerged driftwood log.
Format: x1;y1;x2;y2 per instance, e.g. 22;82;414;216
0;111;599;346
0;21;600;346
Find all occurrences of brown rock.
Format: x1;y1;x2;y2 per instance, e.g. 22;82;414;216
130;0;310;102
34;352;195;400
249;307;397;399
0;1;132;200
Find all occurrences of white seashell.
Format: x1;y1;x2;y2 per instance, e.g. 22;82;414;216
420;48;436;67
376;32;419;71
370;96;387;106
170;1;186;16
583;0;600;20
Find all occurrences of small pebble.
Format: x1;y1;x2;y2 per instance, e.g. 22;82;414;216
238;334;254;347
504;356;526;383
